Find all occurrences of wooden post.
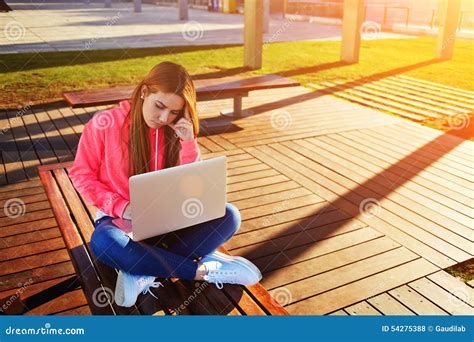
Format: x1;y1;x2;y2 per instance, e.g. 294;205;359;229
340;0;364;63
436;0;461;60
244;0;263;69
179;0;189;21
105;0;112;8
263;0;270;33
134;0;141;13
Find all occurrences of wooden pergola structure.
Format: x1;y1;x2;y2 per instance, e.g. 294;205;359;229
103;0;462;68
243;0;462;69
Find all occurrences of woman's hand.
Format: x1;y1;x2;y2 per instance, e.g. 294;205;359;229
169;105;194;142
123;203;132;220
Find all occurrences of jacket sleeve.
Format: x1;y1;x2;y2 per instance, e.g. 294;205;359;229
69;118;130;218
179;138;202;164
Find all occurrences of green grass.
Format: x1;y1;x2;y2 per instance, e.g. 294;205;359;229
446;259;474;283
1;36;473;109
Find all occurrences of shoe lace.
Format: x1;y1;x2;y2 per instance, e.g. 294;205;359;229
205;270;238;290
139;278;164;300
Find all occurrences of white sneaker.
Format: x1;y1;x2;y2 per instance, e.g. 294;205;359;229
114;271;163;307
203;250;262;278
200;252;262;289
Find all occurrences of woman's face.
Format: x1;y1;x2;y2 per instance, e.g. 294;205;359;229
141;88;185;129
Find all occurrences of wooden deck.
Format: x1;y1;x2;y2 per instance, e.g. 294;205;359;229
1;80;473;315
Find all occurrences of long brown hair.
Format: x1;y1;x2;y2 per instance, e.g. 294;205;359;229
124;62;199;176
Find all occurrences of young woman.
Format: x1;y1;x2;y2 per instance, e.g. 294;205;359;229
70;61;261;308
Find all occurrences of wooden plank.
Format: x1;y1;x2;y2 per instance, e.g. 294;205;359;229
332;130;472;207
0;237;65;261
0;249;70;277
5;109;41;180
395;76;474;100
20;107;59;167
0;200;51;219
0;261;75;293
0;217;57;238
245;144;455;268
227;211;358;251
329;310;348;315
56;305;92;315
277;140;472;262
308;83;425;122
398;120;474;158
252;227;385;275
293;138;473;248
358;126;473;182
355;80;471;114
38;167;115;314
259;236;399;290
278;247;419;309
384;123;474;165
228;169;280;185
227;180;301;202
32;107;74;164
238;201;336;235
389;285;449;315
0;111;28;183
0;192;47;209
0;186;44;200
0;179;43;193
239;194;325;221
25;288;88;315
286;258;439;315
345;301;382;315
381;77;474;106
228;175;289;193
233;187;312;210
227;163;270;177
367;293;415;315
1;227;61;248
427;271;474;306
315;133;473;217
408;277;473;315
198;136;224;152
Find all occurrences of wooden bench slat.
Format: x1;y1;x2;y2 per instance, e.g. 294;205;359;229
38;165;115;315
63;75;300;108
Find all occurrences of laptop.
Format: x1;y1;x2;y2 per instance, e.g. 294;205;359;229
112;156;227;241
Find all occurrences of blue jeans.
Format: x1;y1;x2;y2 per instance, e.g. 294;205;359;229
90;203;241;280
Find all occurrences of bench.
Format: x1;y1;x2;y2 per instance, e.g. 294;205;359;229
63;74;300;117
38;162;288;315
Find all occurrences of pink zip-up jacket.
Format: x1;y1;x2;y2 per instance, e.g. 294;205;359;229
69;100;201;219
